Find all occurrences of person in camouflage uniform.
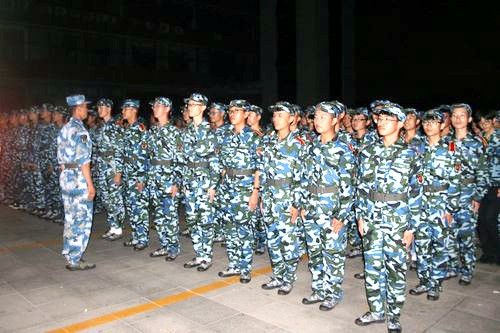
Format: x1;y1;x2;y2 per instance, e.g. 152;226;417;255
15;109;32;210
87;108;103;214
354;105;422;333
0;112;8;202
408;109;461;301
477;110;500;265
181;93;219;272
147;97;182;261
38;104;57;219
6;112;22;207
247;104;267;255
299;101;356;311
446;103;488;285
209;102;229;244
259;101;304;295
57;95;96;271
217;99;260;283
96;98;125;240
121;99;150;251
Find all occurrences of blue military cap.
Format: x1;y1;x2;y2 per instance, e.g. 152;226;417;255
404;108;422;119
422;109;444;122
121;99;140;109
66;94;91;107
331;100;346;114
352;107;370;118
97;98;114;108
29;105;40;113
189;93;208;105
210;102;227;113
88;108;97;117
250;105;263;115
379;105;406;122
370;99;391;112
150;97;172;107
450;103;472;116
270;101;295;114
229;99;251;111
315;101;342;117
54;105;68;116
42;103;55;112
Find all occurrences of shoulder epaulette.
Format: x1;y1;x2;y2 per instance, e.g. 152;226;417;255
295;135;305;145
138;123;146;132
477;135;488;148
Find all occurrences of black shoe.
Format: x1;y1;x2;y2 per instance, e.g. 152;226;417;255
387;318;402;333
302;293;324;305
458;278;471;286
184;258;201;268
255;248;265;255
409;284;429;296
165;253;178;261
134;243;148;251
427;287;440;301
123;239;136;247
150;248;168;257
354;272;365;279
197;260;212;271
65;261;96;271
354;312;386;326
240;273;251;284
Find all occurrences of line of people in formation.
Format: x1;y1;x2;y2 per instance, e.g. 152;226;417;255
0;93;498;333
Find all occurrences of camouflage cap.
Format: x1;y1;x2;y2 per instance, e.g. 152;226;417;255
352;107;370;118
189;93;208;105
42;103;55;112
379;105;406;122
54;105;67;115
331;100;346;114
450;103;472;116
270;101;295;114
370;99;391;112
291;104;303;116
66;94;91;107
422;109;444;122
315;101;342;117
250;105;263;115
229;99;251;111
404;108;421;119
437;104;451;114
29;105;40;113
150;97;172;107
88;108;98;117
121;99;140;109
210;102;227;113
97;98;114;108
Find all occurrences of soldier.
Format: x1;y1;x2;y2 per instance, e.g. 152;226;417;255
446;103;488;284
402;108;425;155
38;104;57;219
96;98;125;241
346;107;375;260
121;99;150;251
247;104;267;255
408;109;460;301
209;102;229;244
477;110;500;265
300;101;355;311
217;99;260;283
438;105;453;140
147;97;182;261
57;95;96;270
180;93;218;271
259;101;304;295
354;105;422;333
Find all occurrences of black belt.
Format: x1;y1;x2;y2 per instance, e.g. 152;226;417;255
225;168;255;177
423;184;449;193
187;161;209;168
62;163;79;169
369;190;407;202
462;178;475;185
151;160;173;166
267;178;292;187
306;185;338;194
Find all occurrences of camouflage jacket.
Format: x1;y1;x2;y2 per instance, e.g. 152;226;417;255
57;117;92;167
96;118;124;174
122;121;149;184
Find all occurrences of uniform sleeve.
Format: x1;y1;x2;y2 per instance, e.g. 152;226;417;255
291;143;305;208
354;150;370;223
407;152;423;233
113;125;124;174
446;150;461;213
473;144;489;201
136;131;149;184
172;128;183;187
337;148;356;224
74;129;92;166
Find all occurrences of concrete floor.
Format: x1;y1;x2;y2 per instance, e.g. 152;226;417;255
0;206;499;333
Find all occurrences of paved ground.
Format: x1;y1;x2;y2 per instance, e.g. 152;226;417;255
0;206;499;333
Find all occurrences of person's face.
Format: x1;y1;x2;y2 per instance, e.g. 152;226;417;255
422;119;443;137
377;114;402;137
28;111;38;122
98;105;111;119
153;103;170;119
450;108;471;130
403;113;419;130
53;112;63;124
187;100;206;118
41;110;51;122
300;115;308;127
314;109;336;134
342;113;352;128
442;112;451;127
478;117;494;132
228;107;247;126
272;111;292;131
246;111;260;127
19;114;28;125
209;108;224;124
182;108;190;121
122;107;135;121
87;114;96;125
351;114;370;131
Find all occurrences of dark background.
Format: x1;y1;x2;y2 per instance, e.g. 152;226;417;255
0;0;498;116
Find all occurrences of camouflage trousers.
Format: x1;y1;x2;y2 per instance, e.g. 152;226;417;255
303;213;347;301
347;212;362;249
449;202;477;279
252;205;267;252
184;185;215;261
363;227;408;319
221;188;255;274
415;201;448;288
98;167;125;230
213;191;225;239
60;170;94;265
263;199;300;284
46;167;63;217
124;178;149;245
150;178;180;255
